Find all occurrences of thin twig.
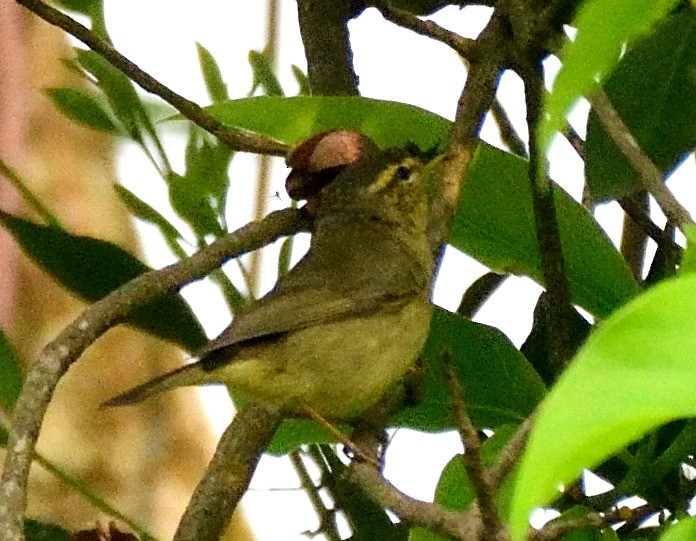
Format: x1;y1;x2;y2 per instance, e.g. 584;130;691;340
488;416;533;487
490;97;527;157
301;404;380;468
0;208;310;541
374;1;479;60
563;124;584;160
620;191;649;279
435;12;508;237
445;363;503;540
15;0;288;156
589;89;694;227
529;514;605;541
288;450;342;541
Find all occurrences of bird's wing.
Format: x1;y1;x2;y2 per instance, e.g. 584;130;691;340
193;286;403;359
194;221;427;360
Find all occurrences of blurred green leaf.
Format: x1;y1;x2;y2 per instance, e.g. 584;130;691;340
659;516;696;541
395;308;546;431
51;0;99;15
585;8;696;202
539;0;678;153
679;224;696;276
291;65;311;96
75;49;147;142
510;273;696;540
44;87;118;133
167;127;232;238
452;144;638;318
113;184;188;259
24;520;71;541
0;328;23;413
266;418;341;455
196;42;229;103
0;209;206;351
248;50;284;97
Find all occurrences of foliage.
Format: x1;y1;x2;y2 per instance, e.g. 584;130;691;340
3;0;696;540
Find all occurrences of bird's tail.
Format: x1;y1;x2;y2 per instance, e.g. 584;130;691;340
100;362;207;408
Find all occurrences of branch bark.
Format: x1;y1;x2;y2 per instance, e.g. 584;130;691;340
14;0;288;156
590;89;694;228
296;0;361;95
174;405;283;541
0;209;310;541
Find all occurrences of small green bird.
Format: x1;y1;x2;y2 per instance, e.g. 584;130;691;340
103;144;434;421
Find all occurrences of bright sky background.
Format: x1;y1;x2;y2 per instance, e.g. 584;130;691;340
100;1;696;539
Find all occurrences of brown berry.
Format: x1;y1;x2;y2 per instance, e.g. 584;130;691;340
285;130;379;200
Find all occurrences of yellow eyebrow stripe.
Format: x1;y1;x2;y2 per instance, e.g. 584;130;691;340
367;157;421;194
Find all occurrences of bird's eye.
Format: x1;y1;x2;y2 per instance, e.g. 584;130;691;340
394;165;412;181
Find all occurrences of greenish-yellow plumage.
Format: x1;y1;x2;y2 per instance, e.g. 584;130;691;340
103;145;434;421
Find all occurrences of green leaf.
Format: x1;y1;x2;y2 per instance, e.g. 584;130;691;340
183;96;450;152
315;446;400;541
248;50;284;97
679;224;696;276
659;517;696;541
585;8;696;202
175;96;636;317
113;184;188;259
167;127;231;238
395;308;546;430
196;42;229;103
51;0;99;15
266;418;342;455
75;49;147;142
24;519;71;541
0;328;23;413
539;0;679;153
0;210;206;352
509;273;696;540
44;87;118;133
291;65;311;96
521;293;592;385
451;144;638;318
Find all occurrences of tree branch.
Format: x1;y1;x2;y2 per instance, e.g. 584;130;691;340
590;89;694;227
523;55;573;370
491;97;527;157
174;404;283;541
347;461;483;540
434;11;509;242
488;416;533;487
14;0;289;156
0;208;310;541
296;0;360;95
373;1;479;60
445;364;504;540
618;196;681;255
